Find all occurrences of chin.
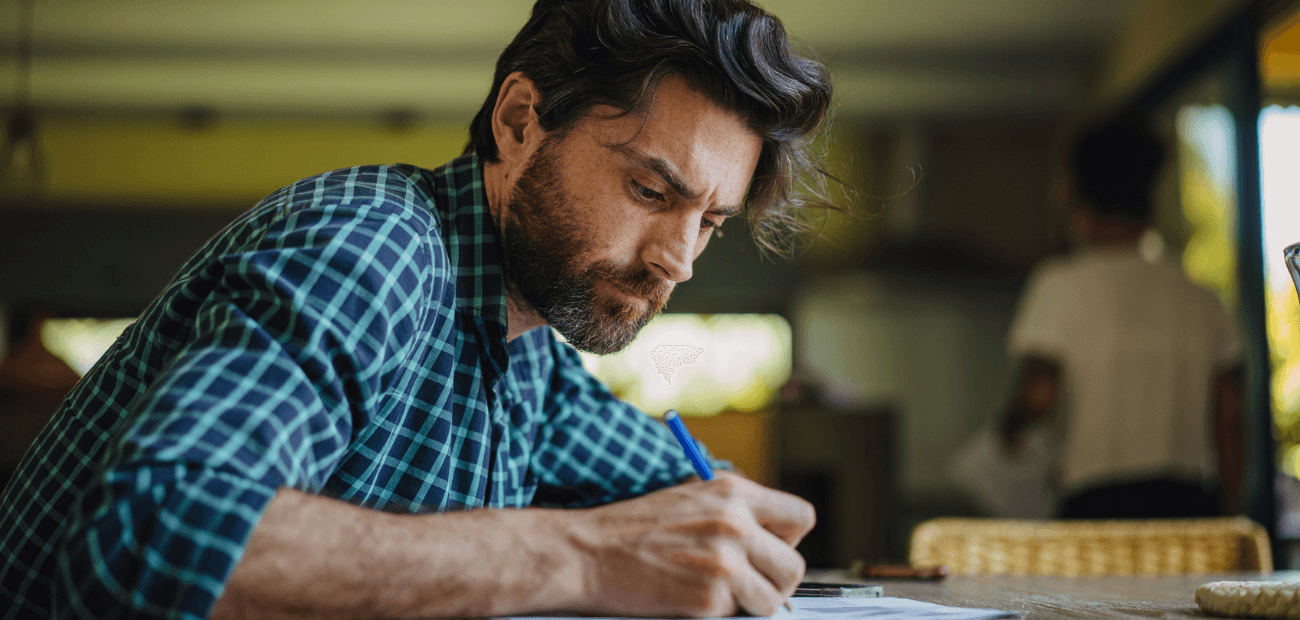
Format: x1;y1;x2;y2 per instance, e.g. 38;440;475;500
564;310;644;355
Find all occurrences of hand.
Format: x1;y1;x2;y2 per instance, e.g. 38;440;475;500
1000;429;1027;459
999;412;1029;458
566;473;814;618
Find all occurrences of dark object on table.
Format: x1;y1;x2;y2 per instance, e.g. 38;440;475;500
852;561;950;580
794;582;883;597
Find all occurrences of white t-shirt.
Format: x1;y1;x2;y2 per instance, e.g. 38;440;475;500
1008;248;1242;493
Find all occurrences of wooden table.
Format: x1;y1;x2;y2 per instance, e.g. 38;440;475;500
804;569;1300;619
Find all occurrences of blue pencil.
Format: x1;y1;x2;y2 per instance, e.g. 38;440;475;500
663;409;714;481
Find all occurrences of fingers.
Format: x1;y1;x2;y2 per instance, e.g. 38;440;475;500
578;477;814;618
745;519;806;594
692;478;806;617
685;516;803;618
706;474;816;546
727;548;786;617
732;520;805;616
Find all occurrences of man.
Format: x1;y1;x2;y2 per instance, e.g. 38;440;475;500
1000;116;1244;519
0;0;834;617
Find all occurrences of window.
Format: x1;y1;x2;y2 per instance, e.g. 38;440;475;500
572;314;792;417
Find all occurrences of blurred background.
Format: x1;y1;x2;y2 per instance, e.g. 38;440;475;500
1;0;1299;570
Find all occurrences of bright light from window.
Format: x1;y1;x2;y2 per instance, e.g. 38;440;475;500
37;313;794;416
572;314;792;417
40;318;135;376
1261;105;1300;475
1262;107;1300;288
1175;105;1238;309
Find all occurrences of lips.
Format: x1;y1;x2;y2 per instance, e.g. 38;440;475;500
612;278;672;303
605;280;649;305
588;261;672;312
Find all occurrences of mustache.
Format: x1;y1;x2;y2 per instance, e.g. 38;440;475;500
588;261;673;303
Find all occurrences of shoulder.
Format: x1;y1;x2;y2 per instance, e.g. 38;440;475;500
259;164;440;231
245;165;452;270
1031;250;1151;292
1019;255;1074;300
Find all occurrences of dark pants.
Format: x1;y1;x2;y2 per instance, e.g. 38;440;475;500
1059;478;1218;519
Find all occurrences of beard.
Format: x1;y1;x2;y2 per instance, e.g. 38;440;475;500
498;138;673;354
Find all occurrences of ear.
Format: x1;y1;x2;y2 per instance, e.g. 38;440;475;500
492;72;545;169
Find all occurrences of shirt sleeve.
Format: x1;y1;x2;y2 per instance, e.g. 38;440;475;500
1008;261;1071;359
54;189;433;619
528;332;714;508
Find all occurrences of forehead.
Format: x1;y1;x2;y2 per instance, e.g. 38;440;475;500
574;76;763;205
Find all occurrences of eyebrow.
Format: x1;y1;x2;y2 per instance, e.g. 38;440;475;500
608;143;743;217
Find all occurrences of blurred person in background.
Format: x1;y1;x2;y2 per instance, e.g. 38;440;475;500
0;0;835;618
999;117;1244;519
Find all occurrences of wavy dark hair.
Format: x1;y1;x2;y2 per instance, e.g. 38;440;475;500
465;0;837;255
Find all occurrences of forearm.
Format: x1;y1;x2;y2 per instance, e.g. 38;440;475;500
212;488;587;619
1000;356;1061;446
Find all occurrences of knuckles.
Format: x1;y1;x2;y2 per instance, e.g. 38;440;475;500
704;474;744;499
676;510;751;542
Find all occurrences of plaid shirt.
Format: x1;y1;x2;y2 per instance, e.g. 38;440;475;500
0;154;703;619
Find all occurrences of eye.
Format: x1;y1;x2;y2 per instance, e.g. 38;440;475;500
632;180;666;203
700;218;723;234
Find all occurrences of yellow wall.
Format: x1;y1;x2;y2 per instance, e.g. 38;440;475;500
29;117;470;207
1264;8;1300;92
684;410;776;487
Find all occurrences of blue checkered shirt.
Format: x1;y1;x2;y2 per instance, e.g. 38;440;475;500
0;154;704;619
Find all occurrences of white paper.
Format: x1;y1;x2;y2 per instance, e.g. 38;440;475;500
507;595;1020;620
772;596;1019;619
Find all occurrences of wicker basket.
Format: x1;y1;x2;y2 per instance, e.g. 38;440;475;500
909;517;1272;576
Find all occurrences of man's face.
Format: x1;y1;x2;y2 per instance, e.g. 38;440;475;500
500;76;762;354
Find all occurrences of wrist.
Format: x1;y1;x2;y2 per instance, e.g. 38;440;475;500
449;507;594;616
520;507;595;614
548;504;631;615
385;507;595;618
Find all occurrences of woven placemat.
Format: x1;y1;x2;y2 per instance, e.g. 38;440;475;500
1197;581;1300;618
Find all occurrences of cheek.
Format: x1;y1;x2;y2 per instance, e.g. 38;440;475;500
571;192;648;255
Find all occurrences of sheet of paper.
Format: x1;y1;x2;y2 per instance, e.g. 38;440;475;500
774;596;1020;619
507;595;1021;620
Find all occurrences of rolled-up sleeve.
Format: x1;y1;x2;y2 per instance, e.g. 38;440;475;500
54;196;431;619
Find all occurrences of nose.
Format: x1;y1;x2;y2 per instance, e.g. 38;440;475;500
641;216;697;283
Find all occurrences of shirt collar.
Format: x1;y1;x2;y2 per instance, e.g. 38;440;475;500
426;153;510;329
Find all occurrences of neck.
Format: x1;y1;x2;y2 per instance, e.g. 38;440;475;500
504;296;548;342
1074;208;1147;250
483;156;549;342
1084;221;1145;249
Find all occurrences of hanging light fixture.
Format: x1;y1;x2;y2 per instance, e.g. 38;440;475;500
1;0;45;198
